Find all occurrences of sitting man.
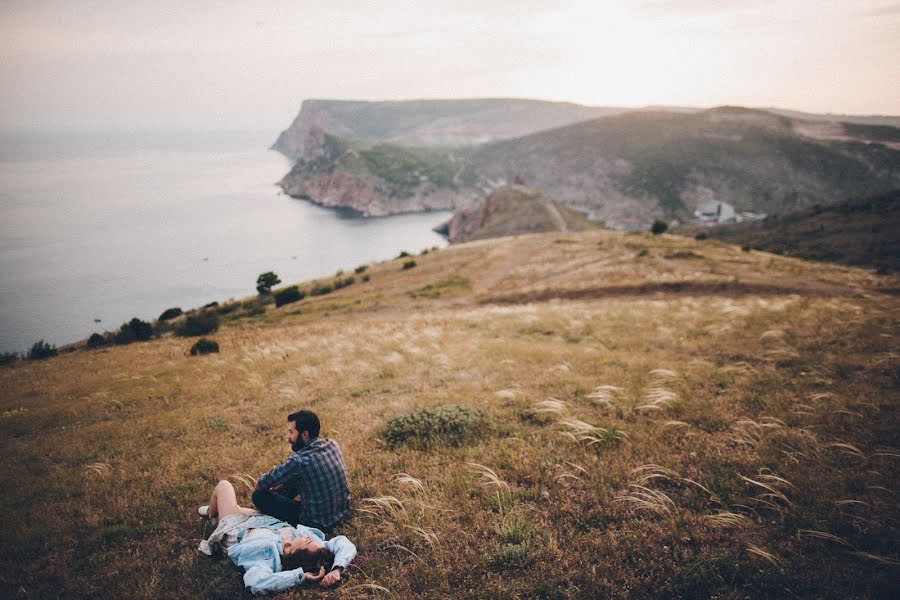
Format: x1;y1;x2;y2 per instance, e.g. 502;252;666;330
198;479;356;594
253;409;351;532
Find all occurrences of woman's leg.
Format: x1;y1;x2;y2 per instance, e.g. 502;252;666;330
207;480;257;519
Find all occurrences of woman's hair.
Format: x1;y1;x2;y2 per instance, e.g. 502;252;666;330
282;544;335;572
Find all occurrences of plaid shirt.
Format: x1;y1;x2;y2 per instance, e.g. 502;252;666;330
258;438;351;529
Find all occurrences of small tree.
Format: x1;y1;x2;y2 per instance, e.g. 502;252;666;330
651;220;668;235
114;318;154;344
256;272;281;294
27;340;57;360
86;333;108;349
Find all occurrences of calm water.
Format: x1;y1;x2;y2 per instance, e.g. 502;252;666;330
0;131;451;354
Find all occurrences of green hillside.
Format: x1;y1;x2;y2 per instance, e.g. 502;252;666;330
1;230;898;598
472;107;900;219
279;106;900;222
677;190;900;273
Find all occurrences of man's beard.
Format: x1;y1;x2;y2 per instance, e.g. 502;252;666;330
291;438;306;452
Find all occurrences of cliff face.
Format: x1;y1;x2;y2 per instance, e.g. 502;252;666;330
442;185;597;243
272;98;626;161
275;101;900;223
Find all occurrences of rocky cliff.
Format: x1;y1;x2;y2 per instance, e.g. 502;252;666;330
272;98;626;161
275;101;900;223
439;185;598;244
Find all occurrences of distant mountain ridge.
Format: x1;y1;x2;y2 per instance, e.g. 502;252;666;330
272;98;628;161
273;99;900;221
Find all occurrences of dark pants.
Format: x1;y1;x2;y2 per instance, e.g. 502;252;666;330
252;488;303;526
251;488;334;533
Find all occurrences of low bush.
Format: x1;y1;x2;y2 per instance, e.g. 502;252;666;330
694;232;708;240
0;352;19;366
651;220;669;235
274;286;305;307
334;276;355;289
354;265;368;274
27;340;57;360
216;302;240;315
309;282;334;297
189;338;219;355
158;307;183;321
397;250;411;258
381;404;488;449
86;333;108;349
362;274;371;282
402;260;417;270
114;318;154;344
177;312;219;337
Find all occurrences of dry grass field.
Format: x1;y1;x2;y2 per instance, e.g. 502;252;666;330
1;230;897;599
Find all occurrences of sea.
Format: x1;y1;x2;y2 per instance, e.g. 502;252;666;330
0;130;451;354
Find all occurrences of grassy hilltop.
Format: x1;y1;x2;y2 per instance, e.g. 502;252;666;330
1;231;898;599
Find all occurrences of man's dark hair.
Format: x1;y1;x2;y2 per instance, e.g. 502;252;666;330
288;410;320;439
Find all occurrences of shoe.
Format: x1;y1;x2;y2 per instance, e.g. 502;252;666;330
198;505;210;518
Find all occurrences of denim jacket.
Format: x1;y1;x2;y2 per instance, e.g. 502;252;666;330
226;523;356;595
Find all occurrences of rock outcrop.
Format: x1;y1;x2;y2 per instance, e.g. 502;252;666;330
440;185;597;244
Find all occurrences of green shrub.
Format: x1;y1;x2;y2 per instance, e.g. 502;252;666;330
0;351;19;366
487;542;530;571
694;232;708;240
309;282;334;296
177;312;219;337
202;301;219;309
651;220;669;235
334;276;355;289
397;250;411;258
354;265;368;274
381;404;488;449
362;274;371;282
243;304;266;317
402;260;417;270
497;521;535;546
86;333;108;349
27;340;57;360
158;307;183;321
114;317;154;344
189;338;219;355
274;286;305;307
256;271;281;294
216;302;239;315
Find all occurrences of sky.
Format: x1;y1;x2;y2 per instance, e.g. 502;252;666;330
1;0;899;132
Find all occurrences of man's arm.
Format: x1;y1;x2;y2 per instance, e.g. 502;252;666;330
257;456;302;492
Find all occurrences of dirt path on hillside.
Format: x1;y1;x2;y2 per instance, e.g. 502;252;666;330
541;200;568;232
473;238;550;293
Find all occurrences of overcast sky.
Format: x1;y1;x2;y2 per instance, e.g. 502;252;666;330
1;0;898;132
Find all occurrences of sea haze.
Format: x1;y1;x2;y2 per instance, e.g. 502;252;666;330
0;131;450;354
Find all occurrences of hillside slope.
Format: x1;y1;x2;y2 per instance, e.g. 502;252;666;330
279;106;900;221
1;231;898;599
678;190;900;273
272;98;627;161
471;107;900;221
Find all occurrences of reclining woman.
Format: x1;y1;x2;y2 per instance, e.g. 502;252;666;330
197;479;356;594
